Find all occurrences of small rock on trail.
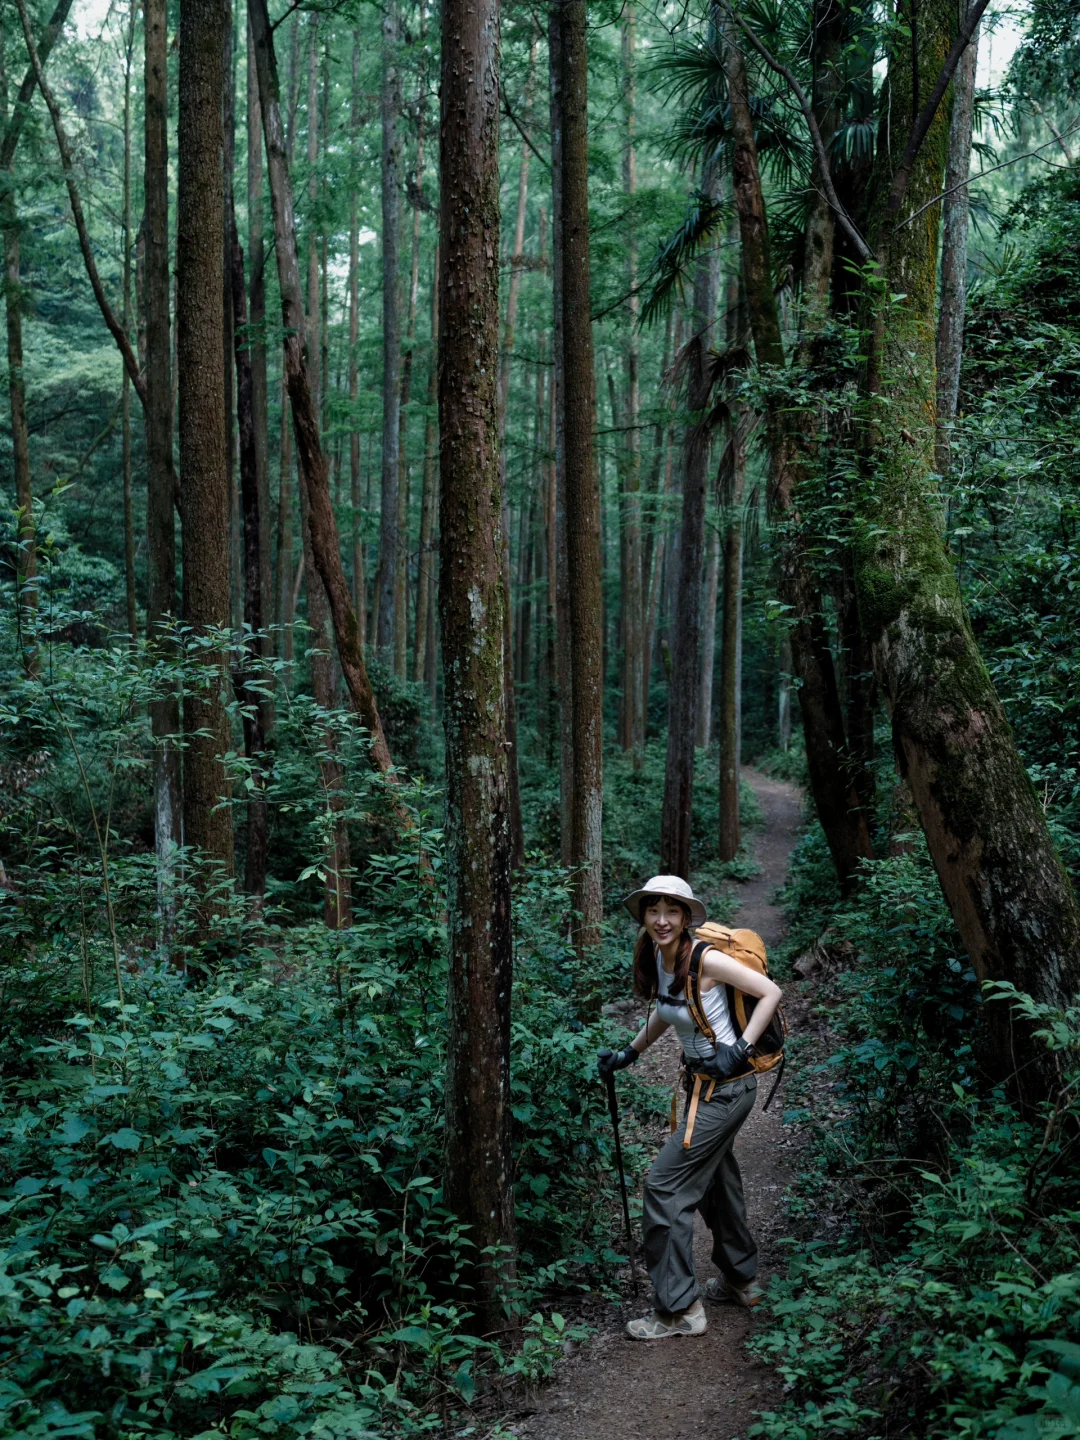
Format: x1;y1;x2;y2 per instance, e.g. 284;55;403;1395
507;769;803;1440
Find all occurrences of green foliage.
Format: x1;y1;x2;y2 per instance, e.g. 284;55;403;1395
751;841;1080;1439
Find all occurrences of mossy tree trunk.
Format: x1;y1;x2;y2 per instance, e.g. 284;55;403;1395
438;0;516;1326
856;0;1080;1039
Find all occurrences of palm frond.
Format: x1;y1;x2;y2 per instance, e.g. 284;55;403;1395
640;189;731;327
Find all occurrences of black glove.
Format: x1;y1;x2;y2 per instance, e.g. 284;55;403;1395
597;1046;639;1078
702;1038;752;1080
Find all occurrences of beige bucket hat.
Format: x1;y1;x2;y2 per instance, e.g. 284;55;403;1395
623;873;707;927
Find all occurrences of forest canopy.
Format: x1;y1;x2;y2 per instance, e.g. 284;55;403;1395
1;0;1079;1435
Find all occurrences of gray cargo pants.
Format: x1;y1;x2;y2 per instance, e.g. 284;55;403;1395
641;1073;758;1314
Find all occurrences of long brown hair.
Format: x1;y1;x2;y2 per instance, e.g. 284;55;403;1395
632;895;694;998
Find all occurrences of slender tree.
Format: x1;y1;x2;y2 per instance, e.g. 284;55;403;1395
620;3;646;764
439;0;516;1324
143;0;182;900
548;0;574;868
374;2;402;656
935;20;979;475
554;0;604;949
177;0;234;894
660;161;718;879
250;0;399;779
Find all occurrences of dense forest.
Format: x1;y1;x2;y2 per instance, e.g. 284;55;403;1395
2;0;1080;1434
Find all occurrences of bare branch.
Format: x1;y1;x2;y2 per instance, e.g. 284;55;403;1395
895;118;1080;232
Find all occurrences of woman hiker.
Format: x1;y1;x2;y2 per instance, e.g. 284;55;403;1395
597;874;783;1341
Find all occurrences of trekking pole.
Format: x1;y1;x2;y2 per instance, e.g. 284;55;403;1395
603;1071;641;1293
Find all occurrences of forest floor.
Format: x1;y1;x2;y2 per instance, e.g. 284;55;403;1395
506;768;805;1440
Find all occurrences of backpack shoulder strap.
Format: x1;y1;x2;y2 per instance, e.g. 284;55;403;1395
686;941;716;1045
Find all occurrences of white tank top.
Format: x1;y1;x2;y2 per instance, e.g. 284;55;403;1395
655;948;737;1062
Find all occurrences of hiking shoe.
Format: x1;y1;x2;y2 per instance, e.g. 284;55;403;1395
626;1300;707;1341
705;1276;765;1309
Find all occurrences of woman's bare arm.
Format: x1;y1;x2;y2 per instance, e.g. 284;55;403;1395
701;949;782;1048
630;1008;671;1054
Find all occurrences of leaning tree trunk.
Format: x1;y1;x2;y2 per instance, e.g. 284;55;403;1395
250;0;399;782
935;19;979;476
556;0;604;951
723;21;875;892
660;159;718;880
439;0;516;1328
177;0;234;903
855;0;1080;1045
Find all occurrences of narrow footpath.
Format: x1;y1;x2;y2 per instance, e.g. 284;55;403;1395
510;768;804;1440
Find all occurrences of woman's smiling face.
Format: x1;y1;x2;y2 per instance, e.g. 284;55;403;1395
643;896;689;948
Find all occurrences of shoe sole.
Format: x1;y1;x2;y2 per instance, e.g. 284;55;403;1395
705;1287;763;1309
625;1325;708;1341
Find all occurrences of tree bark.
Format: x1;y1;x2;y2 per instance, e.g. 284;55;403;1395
555;0;604;947
855;1;1080;1040
621;3;645;765
548;0;573;869
142;0;182;908
497;35;537;870
697;523;720;750
718;499;744;860
247;11;272;686
414;254;439;683
347;34;367;641
250;0;399;778
935;20;978;476
121;0;137;643
178;0;235;896
660;183;717;880
374;2;402;657
229;198;270;901
439;0;516;1325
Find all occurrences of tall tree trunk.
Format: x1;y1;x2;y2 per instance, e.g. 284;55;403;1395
142;0;181;913
497;34;536;870
717;247;747;857
723;19;875;892
717;439;746;861
697;524;720;750
777;634;792;750
247;12;272;687
374;2;402;657
250;0;399;778
548;1;574;868
414;254;439;683
224;15;241;637
439;0;516;1326
555;0;603;947
275;382;295;664
935;20;978;476
347;34;366;640
121;0;137;643
229;195;270;901
621;2;645;765
178;0;235;902
660;174;717;879
855;2;1080;1036
395;55;427;681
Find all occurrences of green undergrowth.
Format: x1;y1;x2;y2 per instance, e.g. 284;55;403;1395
749;827;1080;1440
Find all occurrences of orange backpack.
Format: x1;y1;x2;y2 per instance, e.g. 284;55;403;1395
688;922;787;1106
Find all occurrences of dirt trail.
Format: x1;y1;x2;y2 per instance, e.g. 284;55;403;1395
510;768;803;1440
